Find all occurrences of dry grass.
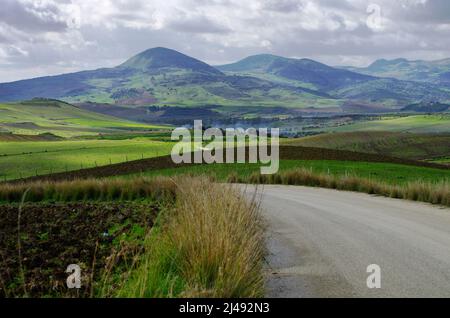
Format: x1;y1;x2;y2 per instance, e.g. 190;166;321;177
228;168;450;207
0;177;177;203
116;177;265;298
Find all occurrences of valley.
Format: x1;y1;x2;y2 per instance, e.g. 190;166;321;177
1;47;449;299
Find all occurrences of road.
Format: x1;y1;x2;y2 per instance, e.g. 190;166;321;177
240;185;450;298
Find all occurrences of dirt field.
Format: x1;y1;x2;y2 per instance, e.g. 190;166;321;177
0;202;159;297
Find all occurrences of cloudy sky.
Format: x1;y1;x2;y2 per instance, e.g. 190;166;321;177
1;0;450;82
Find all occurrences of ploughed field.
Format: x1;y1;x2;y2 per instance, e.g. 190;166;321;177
0;201;159;297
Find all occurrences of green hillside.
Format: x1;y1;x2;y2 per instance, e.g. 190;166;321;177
322;115;450;134
284;131;450;160
0;99;167;137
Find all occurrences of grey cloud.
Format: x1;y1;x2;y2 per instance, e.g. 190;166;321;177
0;0;68;33
262;0;304;12
398;0;450;24
168;16;231;34
1;0;450;82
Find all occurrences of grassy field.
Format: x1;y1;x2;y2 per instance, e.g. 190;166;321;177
284;131;450;160
0;100;168;137
0;139;174;180
131;160;450;185
326;115;450;134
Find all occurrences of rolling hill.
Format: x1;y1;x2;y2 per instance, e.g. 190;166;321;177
0;98;167;137
319;114;450;134
284;131;450;160
1;47;450;110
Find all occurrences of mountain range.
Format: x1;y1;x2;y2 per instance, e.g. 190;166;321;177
343;58;450;86
1;47;449;113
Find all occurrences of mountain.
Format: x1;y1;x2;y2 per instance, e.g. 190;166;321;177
0;48;333;109
1;48;450;110
119;47;222;75
217;54;375;91
217;54;450;106
343;58;450;86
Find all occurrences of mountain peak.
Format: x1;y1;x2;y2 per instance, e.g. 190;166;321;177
119;47;222;75
368;58;410;69
216;54;284;72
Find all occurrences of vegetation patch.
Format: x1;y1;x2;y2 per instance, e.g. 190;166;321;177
116;178;265;298
0;177;177;204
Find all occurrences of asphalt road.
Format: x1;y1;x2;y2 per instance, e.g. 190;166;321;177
240;185;450;298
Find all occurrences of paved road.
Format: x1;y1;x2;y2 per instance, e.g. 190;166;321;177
240;185;450;298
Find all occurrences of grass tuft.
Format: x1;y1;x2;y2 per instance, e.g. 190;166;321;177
116;178;265;298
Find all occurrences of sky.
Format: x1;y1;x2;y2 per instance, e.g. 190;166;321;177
1;0;450;82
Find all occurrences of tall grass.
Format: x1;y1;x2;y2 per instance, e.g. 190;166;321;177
116;178;265;298
228;168;450;207
0;177;177;203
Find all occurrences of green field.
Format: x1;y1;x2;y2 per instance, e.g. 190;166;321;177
0;139;174;180
128;160;450;185
284;131;450;160
0;99;168;137
327;115;450;134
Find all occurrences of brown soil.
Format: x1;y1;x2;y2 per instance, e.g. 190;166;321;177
0;202;159;297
